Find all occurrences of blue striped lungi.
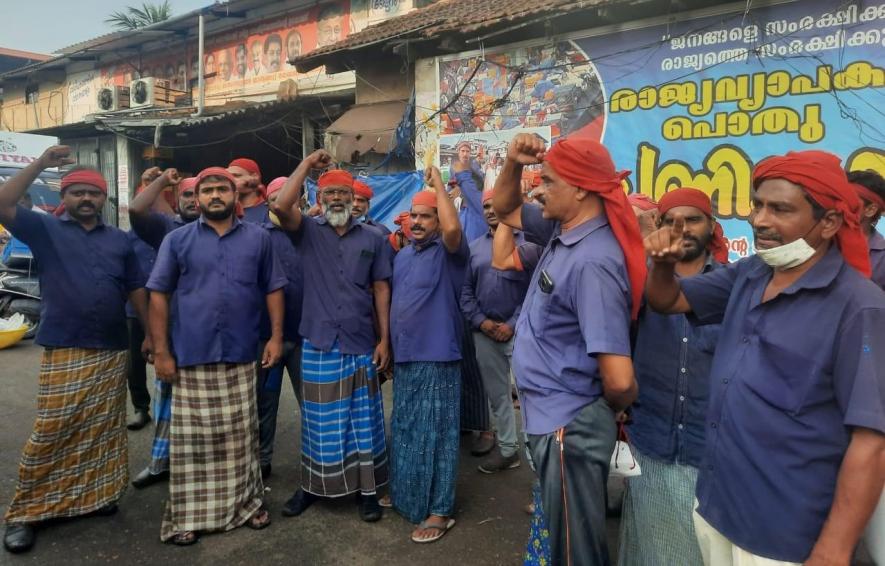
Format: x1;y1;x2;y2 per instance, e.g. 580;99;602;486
300;339;387;497
148;374;172;474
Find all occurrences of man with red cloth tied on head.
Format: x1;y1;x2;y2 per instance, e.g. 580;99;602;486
645;150;884;565
228;157;268;224
493;134;642;565
849;169;885;288
619;187;725;566
271;150;392;523
352;178;391;235
0;148;150;554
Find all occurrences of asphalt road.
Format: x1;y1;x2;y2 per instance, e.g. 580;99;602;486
0;340;622;565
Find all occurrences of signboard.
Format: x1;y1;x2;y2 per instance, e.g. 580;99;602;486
417;0;885;259
0;132;58;167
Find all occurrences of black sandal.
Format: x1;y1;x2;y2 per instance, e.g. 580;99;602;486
247;509;271;530
171;531;199;546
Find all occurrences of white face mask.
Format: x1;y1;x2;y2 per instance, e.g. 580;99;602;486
754;236;817;269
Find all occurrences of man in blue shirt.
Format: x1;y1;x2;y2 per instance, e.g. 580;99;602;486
493;134;644;565
272;151;392;523
352;179;391;235
128;169;201;490
229;157;268;224
1;148;149;554
619;187;725;566
849;169;885;289
148;166;286;545
460;188;536;474
388;167;468;544
645;150;884;565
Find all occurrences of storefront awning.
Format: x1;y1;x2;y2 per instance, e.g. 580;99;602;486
324;100;409;162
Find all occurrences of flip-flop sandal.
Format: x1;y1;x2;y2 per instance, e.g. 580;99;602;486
171;531;199;546
410;518;456;544
247;509;271;530
378;495;393;509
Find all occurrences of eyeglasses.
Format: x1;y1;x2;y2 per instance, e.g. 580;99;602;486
322;189;353;198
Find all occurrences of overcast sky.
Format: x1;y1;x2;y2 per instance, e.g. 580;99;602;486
5;0;209;54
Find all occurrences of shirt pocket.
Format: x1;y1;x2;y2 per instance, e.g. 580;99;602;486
230;248;259;285
742;337;819;415
349;248;376;287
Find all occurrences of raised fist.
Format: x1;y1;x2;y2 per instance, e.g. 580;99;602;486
38;145;76;169
507;134;546;166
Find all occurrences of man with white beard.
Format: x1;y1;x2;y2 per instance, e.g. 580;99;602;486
271;151;392;523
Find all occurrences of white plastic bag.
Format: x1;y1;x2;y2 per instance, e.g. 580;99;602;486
609;425;642;478
0;313;25;331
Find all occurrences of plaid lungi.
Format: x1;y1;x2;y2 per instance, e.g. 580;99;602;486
148;369;172;474
617;449;703;566
301;339;388;497
5;348;129;524
160;363;264;541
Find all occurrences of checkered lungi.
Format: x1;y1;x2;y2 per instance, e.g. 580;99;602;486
160;362;264;541
148;366;172;474
5;348;129;524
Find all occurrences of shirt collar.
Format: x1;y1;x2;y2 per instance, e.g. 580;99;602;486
553;214;608;247
316;215;359;234
198;214;242;235
869;231;885;251
411;232;442;252
747;243;844;292
59;211;105;229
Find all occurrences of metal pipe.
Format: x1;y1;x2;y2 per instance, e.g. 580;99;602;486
192;12;205;117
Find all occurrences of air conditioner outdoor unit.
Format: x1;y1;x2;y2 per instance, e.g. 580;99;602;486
129;78;177;108
96;86;130;111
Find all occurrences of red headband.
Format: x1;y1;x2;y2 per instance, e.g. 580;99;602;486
353;179;373;199
61;170;107;193
544;138;647;319
628;193;658;211
658;187;728;263
754;151;871;278
482;189;495;204
411;191;438;209
178;177;197;192
318;169;353;190
852;182;885;211
266;177;288;198
228;158;261;179
196;166;237;188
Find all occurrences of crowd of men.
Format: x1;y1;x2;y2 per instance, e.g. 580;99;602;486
0;134;882;566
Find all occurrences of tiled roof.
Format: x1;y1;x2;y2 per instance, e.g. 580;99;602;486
293;0;611;70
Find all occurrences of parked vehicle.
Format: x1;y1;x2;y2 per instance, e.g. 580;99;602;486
0;254;40;340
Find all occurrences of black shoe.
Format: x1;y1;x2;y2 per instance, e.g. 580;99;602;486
281;489;317;517
3;524;35;554
93;503;118;517
357;494;382;523
127;410;151;431
260;463;272;480
132;467;169;489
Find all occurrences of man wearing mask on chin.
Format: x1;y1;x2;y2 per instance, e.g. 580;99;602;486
644;150;884;566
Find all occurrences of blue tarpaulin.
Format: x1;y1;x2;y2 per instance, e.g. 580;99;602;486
306;171;425;231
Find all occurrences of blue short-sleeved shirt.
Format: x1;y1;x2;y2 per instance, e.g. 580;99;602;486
454;169;488;243
125;230;157;319
289;216;392;355
629;257;722;468
362;217;391;236
392;234;470;362
261;220;303;342
130;211;186;251
870;231;884;289
243;201;270;224
680;245;885;562
5;206;144;350
460;231;534;329
147;217;287;367
512;204;633;435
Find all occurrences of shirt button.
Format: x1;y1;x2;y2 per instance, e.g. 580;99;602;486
682;337;688;343
722;378;729;384
741;336;749;343
679;395;685;402
710;422;718;428
677;423;684;430
680;368;686;374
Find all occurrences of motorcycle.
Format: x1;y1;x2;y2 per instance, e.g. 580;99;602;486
0;238;40;339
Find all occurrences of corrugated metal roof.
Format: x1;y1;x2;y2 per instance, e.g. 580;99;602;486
293;0;613;71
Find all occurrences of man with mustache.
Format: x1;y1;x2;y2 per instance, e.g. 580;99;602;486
148;167;285;545
644;150;884;565
352;179;391;235
386;167;468;543
460;189;540;474
1;147;149;554
849;169;885;289
255;177;304;480
271;150;392;523
618;187;726;566
127;168;201;490
228;158;268;224
492;134;644;565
